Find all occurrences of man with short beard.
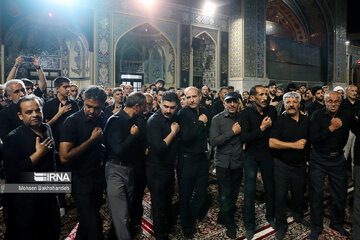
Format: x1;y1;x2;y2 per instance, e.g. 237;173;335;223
241;85;277;240
60;86;107;240
0;79;27;140
3;95;60;240
200;85;212;108
306;86;324;117
146;91;179;240
308;91;358;240
104;92;146;240
209;91;243;239
267;81;281;106
269;92;310;240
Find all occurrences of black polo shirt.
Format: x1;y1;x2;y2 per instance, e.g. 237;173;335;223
147;109;178;169
306;100;324;117
43;97;79;150
104;109;140;165
177;105;210;154
270;113;309;165
240;104;277;154
60;109;105;180
212;99;224;118
104;104;123;121
310;108;359;155
0;102;23;141
3;123;55;183
340;98;360;118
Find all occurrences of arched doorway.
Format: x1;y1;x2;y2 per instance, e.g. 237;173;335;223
192;32;216;89
115;23;176;90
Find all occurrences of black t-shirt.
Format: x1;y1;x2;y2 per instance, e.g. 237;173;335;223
0;103;23;141
270;113;309;165
240;104;277;154
177;106;210;154
3;123;55;183
43;97;79;150
147;109;178;169
60;110;106;177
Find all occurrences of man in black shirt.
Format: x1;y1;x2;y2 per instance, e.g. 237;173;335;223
308;91;358;240
104;87;124;120
147;91;179;240
43;77;79;151
0;79;27;140
240;85;277;240
306;86;324;117
212;87;229;117
200;85;212;108
104;92;146;240
3;95;59;240
269;92;310;240
60;86;107;240
177;86;211;238
209;91;243;239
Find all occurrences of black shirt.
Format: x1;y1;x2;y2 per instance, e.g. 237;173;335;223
60;110;106;177
240;104;277;154
310;108;359;155
104;109;140;165
177;106;210;154
43;97;79;150
0;103;23;141
3;123;55;183
104;104;123;120
270;113;309;165
212;99;224;118
340;98;360;118
147;109;178;169
306;101;324;117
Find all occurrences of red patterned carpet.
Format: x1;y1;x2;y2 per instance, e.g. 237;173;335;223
61;175;354;240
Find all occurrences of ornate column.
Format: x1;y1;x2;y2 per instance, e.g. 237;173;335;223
229;0;268;92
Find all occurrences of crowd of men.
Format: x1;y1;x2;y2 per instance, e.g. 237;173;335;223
0;56;359;240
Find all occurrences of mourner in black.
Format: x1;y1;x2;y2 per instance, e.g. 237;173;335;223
104;92;146;240
104;87;124;120
147;91;179;240
269;92;310;240
308;91;359;240
60;86;107;240
3;95;59;240
43;77;79;151
306;86;324;117
177;86;211;238
240;85;277;240
0;79;27;141
212;87;229;117
209;91;243;239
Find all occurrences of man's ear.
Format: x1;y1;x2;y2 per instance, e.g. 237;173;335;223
17;112;23;121
250;95;255;101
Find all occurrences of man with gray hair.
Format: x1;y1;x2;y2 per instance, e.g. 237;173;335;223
269;92;310;240
103;92;146;240
308;91;359;239
0;79;27;140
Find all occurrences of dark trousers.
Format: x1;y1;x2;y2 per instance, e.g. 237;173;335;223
147;167;175;240
177;153;208;231
72;191;104;240
243;152;275;231
5;193;60;240
353;165;360;240
216;166;243;226
308;151;348;233
274;158;306;231
130;164;147;226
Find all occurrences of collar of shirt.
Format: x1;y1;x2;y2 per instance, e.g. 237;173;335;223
249;103;269;115
79;108;105;124
224;110;240;119
321;107;343;118
55;96;70;106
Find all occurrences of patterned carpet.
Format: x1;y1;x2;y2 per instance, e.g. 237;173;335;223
0;173;353;239
61;173;354;240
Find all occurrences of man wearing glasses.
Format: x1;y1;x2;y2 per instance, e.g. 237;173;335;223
308;91;359;239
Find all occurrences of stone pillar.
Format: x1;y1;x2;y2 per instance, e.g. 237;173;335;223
229;0;269;92
332;0;347;86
